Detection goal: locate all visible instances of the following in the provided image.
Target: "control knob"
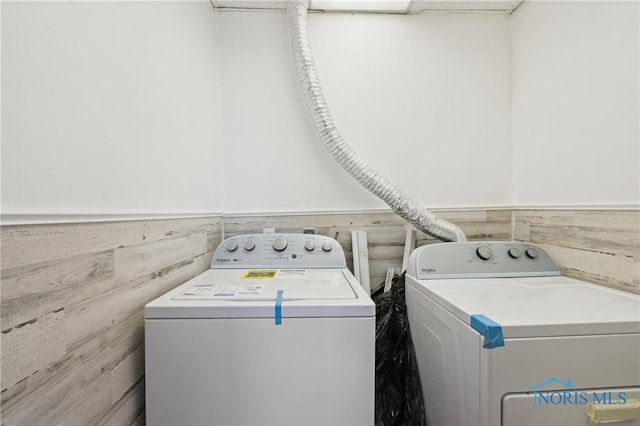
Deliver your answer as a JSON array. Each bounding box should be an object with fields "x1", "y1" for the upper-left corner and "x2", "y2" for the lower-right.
[
  {"x1": 244, "y1": 240, "x2": 255, "y2": 251},
  {"x1": 226, "y1": 240, "x2": 238, "y2": 252},
  {"x1": 508, "y1": 247, "x2": 521, "y2": 259},
  {"x1": 273, "y1": 237, "x2": 288, "y2": 252},
  {"x1": 476, "y1": 246, "x2": 493, "y2": 260},
  {"x1": 321, "y1": 241, "x2": 333, "y2": 252},
  {"x1": 304, "y1": 240, "x2": 316, "y2": 251},
  {"x1": 525, "y1": 247, "x2": 539, "y2": 259}
]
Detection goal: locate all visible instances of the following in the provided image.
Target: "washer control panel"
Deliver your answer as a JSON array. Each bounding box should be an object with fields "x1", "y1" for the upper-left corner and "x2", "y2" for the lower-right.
[
  {"x1": 408, "y1": 241, "x2": 560, "y2": 280},
  {"x1": 211, "y1": 234, "x2": 346, "y2": 269}
]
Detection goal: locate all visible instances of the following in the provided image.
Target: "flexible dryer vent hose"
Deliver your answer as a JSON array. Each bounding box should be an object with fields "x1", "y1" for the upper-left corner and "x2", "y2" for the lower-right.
[{"x1": 286, "y1": 0, "x2": 467, "y2": 242}]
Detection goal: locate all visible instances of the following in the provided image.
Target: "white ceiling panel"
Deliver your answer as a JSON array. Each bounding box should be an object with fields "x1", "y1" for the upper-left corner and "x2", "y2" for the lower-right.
[
  {"x1": 210, "y1": 0, "x2": 524, "y2": 13},
  {"x1": 409, "y1": 0, "x2": 522, "y2": 13}
]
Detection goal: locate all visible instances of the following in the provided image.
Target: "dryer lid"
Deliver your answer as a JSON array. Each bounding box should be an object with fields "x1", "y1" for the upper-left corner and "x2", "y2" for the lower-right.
[{"x1": 408, "y1": 275, "x2": 640, "y2": 338}]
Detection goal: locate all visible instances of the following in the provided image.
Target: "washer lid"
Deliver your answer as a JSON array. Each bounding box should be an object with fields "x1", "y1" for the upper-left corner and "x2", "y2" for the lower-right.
[
  {"x1": 173, "y1": 269, "x2": 356, "y2": 301},
  {"x1": 408, "y1": 275, "x2": 640, "y2": 338},
  {"x1": 145, "y1": 268, "x2": 374, "y2": 319}
]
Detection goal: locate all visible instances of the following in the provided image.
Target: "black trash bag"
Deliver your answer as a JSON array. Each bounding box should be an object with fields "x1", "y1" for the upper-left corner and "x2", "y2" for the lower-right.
[{"x1": 373, "y1": 272, "x2": 427, "y2": 426}]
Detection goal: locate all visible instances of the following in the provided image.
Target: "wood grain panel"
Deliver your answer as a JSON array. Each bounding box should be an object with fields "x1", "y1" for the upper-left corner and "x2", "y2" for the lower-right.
[
  {"x1": 0, "y1": 217, "x2": 222, "y2": 426},
  {"x1": 515, "y1": 210, "x2": 637, "y2": 230},
  {"x1": 66, "y1": 253, "x2": 211, "y2": 353},
  {"x1": 96, "y1": 378, "x2": 145, "y2": 426},
  {"x1": 111, "y1": 347, "x2": 145, "y2": 405},
  {"x1": 514, "y1": 210, "x2": 639, "y2": 294},
  {"x1": 1, "y1": 311, "x2": 143, "y2": 425},
  {"x1": 1, "y1": 310, "x2": 66, "y2": 390},
  {"x1": 530, "y1": 225, "x2": 637, "y2": 256},
  {"x1": 114, "y1": 233, "x2": 208, "y2": 285},
  {"x1": 1, "y1": 217, "x2": 220, "y2": 270},
  {"x1": 1, "y1": 250, "x2": 115, "y2": 331}
]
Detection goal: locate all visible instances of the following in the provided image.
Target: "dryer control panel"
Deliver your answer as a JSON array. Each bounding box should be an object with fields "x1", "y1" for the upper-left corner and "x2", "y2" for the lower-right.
[
  {"x1": 408, "y1": 241, "x2": 560, "y2": 280},
  {"x1": 211, "y1": 234, "x2": 347, "y2": 269}
]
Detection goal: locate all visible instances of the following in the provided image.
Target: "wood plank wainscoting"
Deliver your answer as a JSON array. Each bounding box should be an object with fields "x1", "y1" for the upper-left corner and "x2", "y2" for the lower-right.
[
  {"x1": 514, "y1": 210, "x2": 639, "y2": 295},
  {"x1": 1, "y1": 208, "x2": 637, "y2": 425},
  {"x1": 1, "y1": 217, "x2": 222, "y2": 425}
]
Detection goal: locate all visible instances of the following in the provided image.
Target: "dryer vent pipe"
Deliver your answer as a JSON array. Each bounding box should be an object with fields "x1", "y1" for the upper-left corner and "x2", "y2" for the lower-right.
[{"x1": 286, "y1": 0, "x2": 467, "y2": 242}]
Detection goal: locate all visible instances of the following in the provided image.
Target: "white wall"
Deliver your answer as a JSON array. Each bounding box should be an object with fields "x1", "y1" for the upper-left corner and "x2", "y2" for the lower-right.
[
  {"x1": 219, "y1": 10, "x2": 512, "y2": 214},
  {"x1": 1, "y1": 1, "x2": 222, "y2": 216},
  {"x1": 7, "y1": 1, "x2": 632, "y2": 219},
  {"x1": 511, "y1": 1, "x2": 639, "y2": 207}
]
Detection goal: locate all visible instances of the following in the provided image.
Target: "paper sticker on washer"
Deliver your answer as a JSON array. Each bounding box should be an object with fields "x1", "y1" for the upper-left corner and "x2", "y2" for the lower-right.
[
  {"x1": 236, "y1": 285, "x2": 264, "y2": 295},
  {"x1": 242, "y1": 270, "x2": 278, "y2": 279},
  {"x1": 184, "y1": 285, "x2": 217, "y2": 296},
  {"x1": 278, "y1": 269, "x2": 307, "y2": 277},
  {"x1": 184, "y1": 284, "x2": 264, "y2": 296}
]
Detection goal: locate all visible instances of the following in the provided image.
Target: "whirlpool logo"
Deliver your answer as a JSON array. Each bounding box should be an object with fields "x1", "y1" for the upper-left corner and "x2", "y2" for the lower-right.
[{"x1": 531, "y1": 378, "x2": 627, "y2": 407}]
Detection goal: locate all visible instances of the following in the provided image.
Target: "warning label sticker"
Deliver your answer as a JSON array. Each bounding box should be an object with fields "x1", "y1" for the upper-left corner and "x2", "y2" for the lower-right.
[{"x1": 242, "y1": 270, "x2": 278, "y2": 279}]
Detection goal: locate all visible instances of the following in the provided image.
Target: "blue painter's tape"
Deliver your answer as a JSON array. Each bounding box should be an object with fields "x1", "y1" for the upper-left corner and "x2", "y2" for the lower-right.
[
  {"x1": 275, "y1": 290, "x2": 283, "y2": 325},
  {"x1": 470, "y1": 314, "x2": 504, "y2": 349}
]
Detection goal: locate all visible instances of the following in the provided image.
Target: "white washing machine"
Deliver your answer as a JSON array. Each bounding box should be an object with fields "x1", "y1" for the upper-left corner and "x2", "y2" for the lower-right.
[
  {"x1": 405, "y1": 241, "x2": 640, "y2": 426},
  {"x1": 145, "y1": 233, "x2": 374, "y2": 426}
]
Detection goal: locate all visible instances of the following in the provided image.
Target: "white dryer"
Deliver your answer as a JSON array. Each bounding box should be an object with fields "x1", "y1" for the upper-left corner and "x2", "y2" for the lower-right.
[
  {"x1": 405, "y1": 241, "x2": 640, "y2": 426},
  {"x1": 145, "y1": 233, "x2": 374, "y2": 426}
]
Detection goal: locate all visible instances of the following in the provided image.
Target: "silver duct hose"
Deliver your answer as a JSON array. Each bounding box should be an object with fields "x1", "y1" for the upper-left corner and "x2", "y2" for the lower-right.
[{"x1": 286, "y1": 0, "x2": 467, "y2": 242}]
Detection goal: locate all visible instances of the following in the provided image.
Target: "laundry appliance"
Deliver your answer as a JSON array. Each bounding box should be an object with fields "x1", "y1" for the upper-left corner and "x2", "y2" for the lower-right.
[
  {"x1": 145, "y1": 233, "x2": 375, "y2": 426},
  {"x1": 405, "y1": 241, "x2": 640, "y2": 426}
]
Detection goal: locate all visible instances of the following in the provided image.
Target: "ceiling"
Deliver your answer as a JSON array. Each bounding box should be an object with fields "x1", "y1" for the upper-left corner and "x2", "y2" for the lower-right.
[{"x1": 210, "y1": 0, "x2": 524, "y2": 13}]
